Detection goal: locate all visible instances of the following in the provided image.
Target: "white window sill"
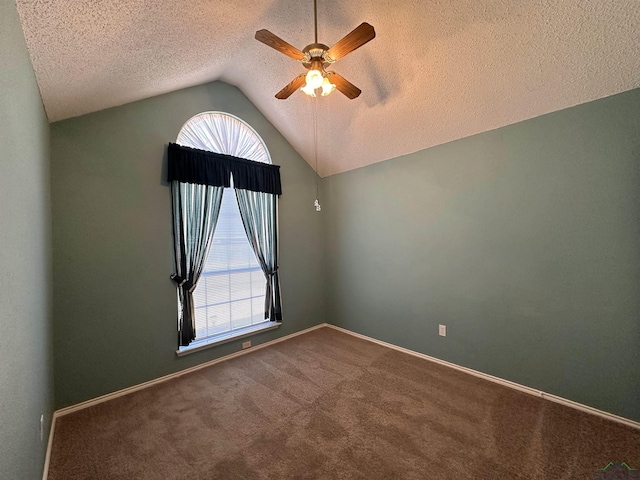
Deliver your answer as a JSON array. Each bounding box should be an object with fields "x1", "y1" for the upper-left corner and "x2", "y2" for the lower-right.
[{"x1": 176, "y1": 321, "x2": 282, "y2": 357}]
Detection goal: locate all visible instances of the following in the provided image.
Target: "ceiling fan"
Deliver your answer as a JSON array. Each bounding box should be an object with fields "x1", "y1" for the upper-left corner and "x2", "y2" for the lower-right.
[{"x1": 255, "y1": 0, "x2": 375, "y2": 100}]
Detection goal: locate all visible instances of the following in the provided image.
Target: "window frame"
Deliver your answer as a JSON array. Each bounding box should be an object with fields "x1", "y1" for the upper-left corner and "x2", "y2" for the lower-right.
[{"x1": 173, "y1": 112, "x2": 281, "y2": 356}]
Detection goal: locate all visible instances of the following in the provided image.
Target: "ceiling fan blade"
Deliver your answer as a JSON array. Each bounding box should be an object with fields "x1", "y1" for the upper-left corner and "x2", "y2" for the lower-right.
[
  {"x1": 255, "y1": 29, "x2": 306, "y2": 61},
  {"x1": 275, "y1": 74, "x2": 307, "y2": 99},
  {"x1": 324, "y1": 23, "x2": 375, "y2": 63},
  {"x1": 326, "y1": 72, "x2": 361, "y2": 99}
]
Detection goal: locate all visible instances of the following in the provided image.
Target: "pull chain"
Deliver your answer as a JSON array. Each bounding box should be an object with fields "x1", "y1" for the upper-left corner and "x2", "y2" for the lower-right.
[{"x1": 313, "y1": 94, "x2": 321, "y2": 211}]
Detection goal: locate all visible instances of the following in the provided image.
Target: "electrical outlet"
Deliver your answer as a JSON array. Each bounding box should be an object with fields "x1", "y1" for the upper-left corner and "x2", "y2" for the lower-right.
[
  {"x1": 438, "y1": 324, "x2": 447, "y2": 337},
  {"x1": 39, "y1": 414, "x2": 44, "y2": 442},
  {"x1": 242, "y1": 340, "x2": 252, "y2": 349}
]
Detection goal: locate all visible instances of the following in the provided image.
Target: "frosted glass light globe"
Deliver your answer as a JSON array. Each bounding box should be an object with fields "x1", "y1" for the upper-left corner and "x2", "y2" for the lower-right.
[
  {"x1": 301, "y1": 83, "x2": 317, "y2": 97},
  {"x1": 305, "y1": 69, "x2": 324, "y2": 90},
  {"x1": 321, "y1": 77, "x2": 336, "y2": 96}
]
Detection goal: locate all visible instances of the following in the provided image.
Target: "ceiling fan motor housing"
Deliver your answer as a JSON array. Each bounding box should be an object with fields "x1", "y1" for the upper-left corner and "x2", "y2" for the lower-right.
[{"x1": 302, "y1": 43, "x2": 331, "y2": 67}]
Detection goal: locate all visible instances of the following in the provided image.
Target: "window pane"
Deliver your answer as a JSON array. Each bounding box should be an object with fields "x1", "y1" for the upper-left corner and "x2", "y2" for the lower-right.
[
  {"x1": 252, "y1": 296, "x2": 264, "y2": 324},
  {"x1": 204, "y1": 274, "x2": 230, "y2": 305},
  {"x1": 231, "y1": 300, "x2": 252, "y2": 330},
  {"x1": 229, "y1": 271, "x2": 251, "y2": 301},
  {"x1": 251, "y1": 270, "x2": 265, "y2": 293},
  {"x1": 207, "y1": 303, "x2": 231, "y2": 336},
  {"x1": 193, "y1": 189, "x2": 266, "y2": 340}
]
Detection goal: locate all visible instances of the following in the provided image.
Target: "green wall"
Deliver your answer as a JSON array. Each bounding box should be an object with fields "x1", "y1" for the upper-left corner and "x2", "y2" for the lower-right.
[
  {"x1": 48, "y1": 62, "x2": 639, "y2": 421},
  {"x1": 323, "y1": 88, "x2": 640, "y2": 422},
  {"x1": 0, "y1": 0, "x2": 54, "y2": 478},
  {"x1": 51, "y1": 82, "x2": 325, "y2": 408}
]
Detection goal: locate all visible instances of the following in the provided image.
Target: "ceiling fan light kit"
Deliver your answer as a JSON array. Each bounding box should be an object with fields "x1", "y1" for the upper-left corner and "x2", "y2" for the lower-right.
[
  {"x1": 255, "y1": 0, "x2": 375, "y2": 100},
  {"x1": 305, "y1": 59, "x2": 325, "y2": 90}
]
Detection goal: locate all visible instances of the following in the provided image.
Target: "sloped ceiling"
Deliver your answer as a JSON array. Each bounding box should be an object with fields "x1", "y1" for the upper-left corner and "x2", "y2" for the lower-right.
[{"x1": 15, "y1": 0, "x2": 640, "y2": 176}]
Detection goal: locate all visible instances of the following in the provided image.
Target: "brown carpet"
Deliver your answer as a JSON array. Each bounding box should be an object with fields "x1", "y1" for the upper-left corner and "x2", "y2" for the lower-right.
[{"x1": 48, "y1": 327, "x2": 639, "y2": 479}]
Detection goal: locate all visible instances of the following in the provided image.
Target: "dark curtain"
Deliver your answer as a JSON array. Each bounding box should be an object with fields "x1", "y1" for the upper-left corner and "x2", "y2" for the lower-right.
[
  {"x1": 235, "y1": 189, "x2": 282, "y2": 321},
  {"x1": 168, "y1": 142, "x2": 283, "y2": 346},
  {"x1": 170, "y1": 182, "x2": 223, "y2": 346},
  {"x1": 168, "y1": 143, "x2": 281, "y2": 194}
]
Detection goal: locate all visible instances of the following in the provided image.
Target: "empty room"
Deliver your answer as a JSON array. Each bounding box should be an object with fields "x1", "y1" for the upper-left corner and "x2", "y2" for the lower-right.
[{"x1": 1, "y1": 0, "x2": 639, "y2": 478}]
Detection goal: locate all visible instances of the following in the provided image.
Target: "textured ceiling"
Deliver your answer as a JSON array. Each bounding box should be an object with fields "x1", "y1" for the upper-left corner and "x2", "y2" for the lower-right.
[{"x1": 16, "y1": 0, "x2": 640, "y2": 176}]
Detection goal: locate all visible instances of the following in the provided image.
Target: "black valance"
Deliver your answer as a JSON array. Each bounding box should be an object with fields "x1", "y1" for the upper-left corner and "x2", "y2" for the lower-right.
[{"x1": 167, "y1": 142, "x2": 282, "y2": 195}]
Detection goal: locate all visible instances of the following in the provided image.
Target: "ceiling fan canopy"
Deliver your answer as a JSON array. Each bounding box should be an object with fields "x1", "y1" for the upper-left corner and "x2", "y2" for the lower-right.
[{"x1": 255, "y1": 1, "x2": 375, "y2": 100}]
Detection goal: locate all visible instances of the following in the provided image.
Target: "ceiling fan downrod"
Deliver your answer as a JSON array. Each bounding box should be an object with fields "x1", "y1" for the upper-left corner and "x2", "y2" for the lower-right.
[{"x1": 314, "y1": 0, "x2": 318, "y2": 44}]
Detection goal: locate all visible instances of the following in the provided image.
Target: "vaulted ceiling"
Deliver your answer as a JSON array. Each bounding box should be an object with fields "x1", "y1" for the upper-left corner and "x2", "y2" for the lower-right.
[{"x1": 15, "y1": 0, "x2": 640, "y2": 176}]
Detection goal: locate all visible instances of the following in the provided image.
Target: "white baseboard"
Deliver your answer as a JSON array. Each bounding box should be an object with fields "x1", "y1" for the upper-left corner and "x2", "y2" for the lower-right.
[
  {"x1": 43, "y1": 323, "x2": 329, "y2": 479},
  {"x1": 54, "y1": 323, "x2": 328, "y2": 418},
  {"x1": 326, "y1": 324, "x2": 640, "y2": 430},
  {"x1": 42, "y1": 414, "x2": 56, "y2": 480},
  {"x1": 44, "y1": 321, "x2": 639, "y2": 479}
]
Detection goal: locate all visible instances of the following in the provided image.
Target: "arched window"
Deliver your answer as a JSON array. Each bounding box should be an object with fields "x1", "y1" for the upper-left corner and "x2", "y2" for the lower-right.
[
  {"x1": 176, "y1": 112, "x2": 272, "y2": 164},
  {"x1": 169, "y1": 112, "x2": 282, "y2": 353}
]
